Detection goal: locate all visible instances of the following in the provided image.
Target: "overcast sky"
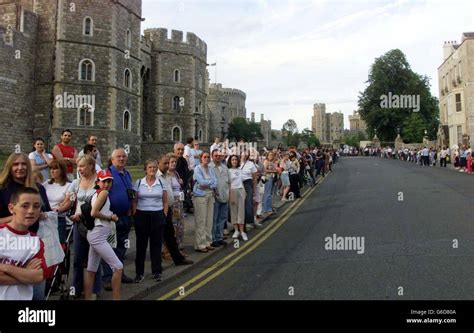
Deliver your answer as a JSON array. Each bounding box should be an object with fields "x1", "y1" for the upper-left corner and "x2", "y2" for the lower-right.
[{"x1": 142, "y1": 0, "x2": 474, "y2": 131}]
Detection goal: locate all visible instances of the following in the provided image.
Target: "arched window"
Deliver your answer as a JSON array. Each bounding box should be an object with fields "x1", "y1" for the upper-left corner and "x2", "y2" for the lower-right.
[
  {"x1": 78, "y1": 59, "x2": 95, "y2": 81},
  {"x1": 172, "y1": 126, "x2": 181, "y2": 142},
  {"x1": 173, "y1": 96, "x2": 180, "y2": 111},
  {"x1": 123, "y1": 110, "x2": 131, "y2": 131},
  {"x1": 174, "y1": 69, "x2": 180, "y2": 83},
  {"x1": 124, "y1": 68, "x2": 132, "y2": 89},
  {"x1": 83, "y1": 17, "x2": 93, "y2": 36},
  {"x1": 126, "y1": 29, "x2": 131, "y2": 49},
  {"x1": 78, "y1": 104, "x2": 94, "y2": 126}
]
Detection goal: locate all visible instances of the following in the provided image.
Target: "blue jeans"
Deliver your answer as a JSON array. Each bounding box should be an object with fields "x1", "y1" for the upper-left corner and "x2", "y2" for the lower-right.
[
  {"x1": 102, "y1": 215, "x2": 131, "y2": 282},
  {"x1": 212, "y1": 201, "x2": 228, "y2": 242},
  {"x1": 73, "y1": 223, "x2": 102, "y2": 295},
  {"x1": 262, "y1": 176, "x2": 274, "y2": 214},
  {"x1": 32, "y1": 281, "x2": 46, "y2": 300}
]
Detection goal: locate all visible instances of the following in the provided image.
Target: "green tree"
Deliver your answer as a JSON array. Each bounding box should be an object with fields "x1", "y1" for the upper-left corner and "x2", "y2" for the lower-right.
[
  {"x1": 282, "y1": 119, "x2": 298, "y2": 146},
  {"x1": 228, "y1": 117, "x2": 263, "y2": 142},
  {"x1": 402, "y1": 113, "x2": 425, "y2": 143},
  {"x1": 358, "y1": 49, "x2": 439, "y2": 142},
  {"x1": 342, "y1": 131, "x2": 367, "y2": 147},
  {"x1": 300, "y1": 128, "x2": 320, "y2": 147}
]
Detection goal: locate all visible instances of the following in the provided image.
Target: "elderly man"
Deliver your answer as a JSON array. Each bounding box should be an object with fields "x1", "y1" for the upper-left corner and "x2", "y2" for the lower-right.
[
  {"x1": 174, "y1": 142, "x2": 192, "y2": 214},
  {"x1": 209, "y1": 149, "x2": 229, "y2": 247},
  {"x1": 157, "y1": 154, "x2": 193, "y2": 266},
  {"x1": 101, "y1": 148, "x2": 134, "y2": 290}
]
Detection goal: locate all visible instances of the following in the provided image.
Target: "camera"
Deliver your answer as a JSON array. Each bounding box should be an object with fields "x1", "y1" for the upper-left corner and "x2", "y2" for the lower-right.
[
  {"x1": 261, "y1": 176, "x2": 267, "y2": 184},
  {"x1": 127, "y1": 189, "x2": 137, "y2": 200}
]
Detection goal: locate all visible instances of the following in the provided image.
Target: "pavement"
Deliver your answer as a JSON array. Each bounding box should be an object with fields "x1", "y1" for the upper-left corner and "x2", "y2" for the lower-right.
[
  {"x1": 137, "y1": 156, "x2": 474, "y2": 300},
  {"x1": 49, "y1": 178, "x2": 314, "y2": 300}
]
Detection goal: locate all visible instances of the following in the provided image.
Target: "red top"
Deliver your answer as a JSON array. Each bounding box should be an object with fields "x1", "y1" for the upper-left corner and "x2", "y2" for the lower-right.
[{"x1": 56, "y1": 143, "x2": 75, "y2": 174}]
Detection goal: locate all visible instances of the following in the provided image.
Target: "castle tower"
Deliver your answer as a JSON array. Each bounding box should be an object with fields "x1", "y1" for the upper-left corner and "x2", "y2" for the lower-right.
[
  {"x1": 0, "y1": 0, "x2": 38, "y2": 153},
  {"x1": 143, "y1": 28, "x2": 208, "y2": 148}
]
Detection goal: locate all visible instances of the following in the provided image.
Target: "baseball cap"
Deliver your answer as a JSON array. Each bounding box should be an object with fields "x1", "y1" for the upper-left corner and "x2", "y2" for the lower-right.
[{"x1": 97, "y1": 169, "x2": 113, "y2": 181}]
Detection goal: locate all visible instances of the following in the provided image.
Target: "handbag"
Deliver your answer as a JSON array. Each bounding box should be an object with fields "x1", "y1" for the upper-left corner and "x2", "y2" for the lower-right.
[{"x1": 37, "y1": 211, "x2": 65, "y2": 267}]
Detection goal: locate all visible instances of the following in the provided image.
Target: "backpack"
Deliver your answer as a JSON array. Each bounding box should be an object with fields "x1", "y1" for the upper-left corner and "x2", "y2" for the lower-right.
[{"x1": 80, "y1": 192, "x2": 106, "y2": 231}]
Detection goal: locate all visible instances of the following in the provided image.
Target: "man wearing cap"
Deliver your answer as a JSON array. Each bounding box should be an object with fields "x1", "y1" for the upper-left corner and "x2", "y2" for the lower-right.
[{"x1": 101, "y1": 148, "x2": 134, "y2": 289}]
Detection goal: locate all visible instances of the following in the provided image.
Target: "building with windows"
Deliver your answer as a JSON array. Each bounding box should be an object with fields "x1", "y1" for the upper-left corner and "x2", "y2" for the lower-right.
[
  {"x1": 348, "y1": 110, "x2": 367, "y2": 135},
  {"x1": 0, "y1": 0, "x2": 227, "y2": 162},
  {"x1": 437, "y1": 32, "x2": 474, "y2": 149},
  {"x1": 208, "y1": 83, "x2": 246, "y2": 141},
  {"x1": 311, "y1": 103, "x2": 343, "y2": 146}
]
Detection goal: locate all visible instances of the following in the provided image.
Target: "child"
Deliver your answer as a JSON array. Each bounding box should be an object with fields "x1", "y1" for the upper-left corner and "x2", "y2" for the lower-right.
[
  {"x1": 84, "y1": 169, "x2": 122, "y2": 300},
  {"x1": 0, "y1": 187, "x2": 47, "y2": 300}
]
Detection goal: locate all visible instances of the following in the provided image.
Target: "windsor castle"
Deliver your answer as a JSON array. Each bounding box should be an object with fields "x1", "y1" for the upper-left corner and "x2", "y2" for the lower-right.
[{"x1": 0, "y1": 0, "x2": 273, "y2": 163}]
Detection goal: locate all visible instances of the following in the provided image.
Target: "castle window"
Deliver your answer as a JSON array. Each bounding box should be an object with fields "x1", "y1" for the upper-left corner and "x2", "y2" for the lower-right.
[
  {"x1": 172, "y1": 126, "x2": 182, "y2": 142},
  {"x1": 83, "y1": 17, "x2": 93, "y2": 36},
  {"x1": 198, "y1": 129, "x2": 203, "y2": 142},
  {"x1": 124, "y1": 68, "x2": 132, "y2": 89},
  {"x1": 198, "y1": 100, "x2": 203, "y2": 113},
  {"x1": 79, "y1": 59, "x2": 95, "y2": 81},
  {"x1": 173, "y1": 96, "x2": 180, "y2": 111},
  {"x1": 198, "y1": 74, "x2": 203, "y2": 89},
  {"x1": 78, "y1": 104, "x2": 94, "y2": 126},
  {"x1": 174, "y1": 69, "x2": 180, "y2": 83},
  {"x1": 123, "y1": 110, "x2": 131, "y2": 131},
  {"x1": 126, "y1": 29, "x2": 131, "y2": 49}
]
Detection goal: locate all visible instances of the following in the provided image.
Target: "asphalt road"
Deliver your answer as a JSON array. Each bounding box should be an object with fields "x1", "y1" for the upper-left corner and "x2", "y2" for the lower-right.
[{"x1": 148, "y1": 157, "x2": 474, "y2": 300}]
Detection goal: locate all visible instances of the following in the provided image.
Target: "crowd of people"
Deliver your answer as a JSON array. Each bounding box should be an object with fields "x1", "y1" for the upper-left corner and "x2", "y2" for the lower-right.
[
  {"x1": 0, "y1": 130, "x2": 340, "y2": 300},
  {"x1": 359, "y1": 144, "x2": 474, "y2": 172}
]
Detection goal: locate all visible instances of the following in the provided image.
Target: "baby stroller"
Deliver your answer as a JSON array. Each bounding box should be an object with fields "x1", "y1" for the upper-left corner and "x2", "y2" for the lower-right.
[{"x1": 45, "y1": 217, "x2": 74, "y2": 300}]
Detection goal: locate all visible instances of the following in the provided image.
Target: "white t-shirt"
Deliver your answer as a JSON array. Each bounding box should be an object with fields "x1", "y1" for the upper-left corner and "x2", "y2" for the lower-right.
[
  {"x1": 229, "y1": 168, "x2": 244, "y2": 189},
  {"x1": 28, "y1": 151, "x2": 53, "y2": 181},
  {"x1": 240, "y1": 160, "x2": 257, "y2": 181},
  {"x1": 0, "y1": 224, "x2": 46, "y2": 300},
  {"x1": 42, "y1": 181, "x2": 71, "y2": 217},
  {"x1": 91, "y1": 192, "x2": 113, "y2": 227}
]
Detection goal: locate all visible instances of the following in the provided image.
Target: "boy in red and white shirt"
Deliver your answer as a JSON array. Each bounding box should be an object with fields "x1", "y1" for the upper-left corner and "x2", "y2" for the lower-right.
[{"x1": 0, "y1": 187, "x2": 47, "y2": 300}]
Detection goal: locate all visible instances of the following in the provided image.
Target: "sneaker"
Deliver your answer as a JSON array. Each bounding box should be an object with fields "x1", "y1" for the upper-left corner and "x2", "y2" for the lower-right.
[
  {"x1": 211, "y1": 241, "x2": 221, "y2": 247},
  {"x1": 153, "y1": 273, "x2": 163, "y2": 282},
  {"x1": 254, "y1": 221, "x2": 263, "y2": 228},
  {"x1": 246, "y1": 224, "x2": 254, "y2": 230},
  {"x1": 232, "y1": 231, "x2": 240, "y2": 239},
  {"x1": 134, "y1": 275, "x2": 145, "y2": 283},
  {"x1": 241, "y1": 232, "x2": 248, "y2": 241},
  {"x1": 223, "y1": 229, "x2": 230, "y2": 235},
  {"x1": 218, "y1": 240, "x2": 226, "y2": 246},
  {"x1": 90, "y1": 293, "x2": 97, "y2": 301}
]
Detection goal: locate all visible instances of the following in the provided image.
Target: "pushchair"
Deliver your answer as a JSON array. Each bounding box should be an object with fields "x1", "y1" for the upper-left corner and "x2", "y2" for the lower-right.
[{"x1": 45, "y1": 217, "x2": 74, "y2": 300}]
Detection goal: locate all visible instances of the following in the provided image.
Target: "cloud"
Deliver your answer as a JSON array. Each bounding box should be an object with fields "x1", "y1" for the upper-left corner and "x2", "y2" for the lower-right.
[{"x1": 143, "y1": 0, "x2": 473, "y2": 131}]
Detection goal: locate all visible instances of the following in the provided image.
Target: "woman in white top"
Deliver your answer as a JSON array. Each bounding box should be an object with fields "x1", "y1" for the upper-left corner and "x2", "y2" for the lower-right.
[
  {"x1": 42, "y1": 159, "x2": 71, "y2": 243},
  {"x1": 29, "y1": 138, "x2": 53, "y2": 181},
  {"x1": 279, "y1": 153, "x2": 291, "y2": 201},
  {"x1": 227, "y1": 155, "x2": 247, "y2": 241},
  {"x1": 131, "y1": 159, "x2": 168, "y2": 283},
  {"x1": 68, "y1": 155, "x2": 102, "y2": 299},
  {"x1": 84, "y1": 169, "x2": 122, "y2": 300}
]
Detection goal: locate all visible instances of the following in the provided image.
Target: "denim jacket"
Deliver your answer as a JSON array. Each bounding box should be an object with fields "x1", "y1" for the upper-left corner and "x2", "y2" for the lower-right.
[{"x1": 193, "y1": 164, "x2": 218, "y2": 197}]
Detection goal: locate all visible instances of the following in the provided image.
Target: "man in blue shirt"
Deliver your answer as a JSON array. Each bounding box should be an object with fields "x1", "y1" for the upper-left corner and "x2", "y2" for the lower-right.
[{"x1": 101, "y1": 148, "x2": 134, "y2": 289}]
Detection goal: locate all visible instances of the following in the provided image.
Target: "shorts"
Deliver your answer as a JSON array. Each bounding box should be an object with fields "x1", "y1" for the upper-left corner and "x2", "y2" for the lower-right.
[{"x1": 281, "y1": 171, "x2": 290, "y2": 186}]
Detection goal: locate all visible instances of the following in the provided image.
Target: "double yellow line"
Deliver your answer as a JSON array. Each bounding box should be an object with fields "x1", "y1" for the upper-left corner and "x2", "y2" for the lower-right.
[{"x1": 158, "y1": 175, "x2": 329, "y2": 300}]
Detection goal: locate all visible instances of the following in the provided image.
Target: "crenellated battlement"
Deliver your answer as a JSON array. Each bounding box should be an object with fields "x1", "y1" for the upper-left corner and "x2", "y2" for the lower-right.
[{"x1": 144, "y1": 27, "x2": 207, "y2": 61}]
